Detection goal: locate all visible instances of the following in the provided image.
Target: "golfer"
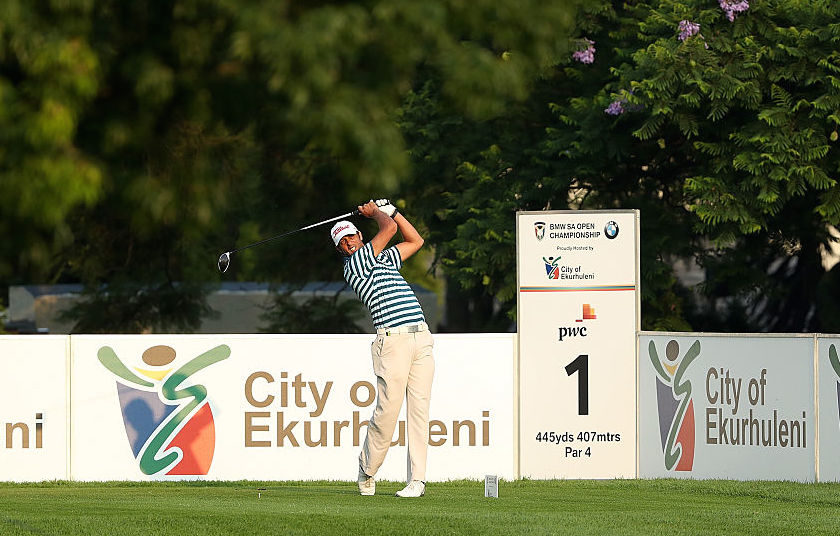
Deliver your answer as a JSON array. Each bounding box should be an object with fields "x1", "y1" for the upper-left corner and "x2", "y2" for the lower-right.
[{"x1": 330, "y1": 199, "x2": 434, "y2": 498}]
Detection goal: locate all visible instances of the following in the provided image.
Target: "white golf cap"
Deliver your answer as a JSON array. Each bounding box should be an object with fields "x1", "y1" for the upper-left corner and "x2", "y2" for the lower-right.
[{"x1": 330, "y1": 220, "x2": 359, "y2": 246}]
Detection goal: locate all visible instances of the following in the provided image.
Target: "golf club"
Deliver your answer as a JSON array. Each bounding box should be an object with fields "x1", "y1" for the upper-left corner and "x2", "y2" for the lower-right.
[{"x1": 218, "y1": 209, "x2": 359, "y2": 273}]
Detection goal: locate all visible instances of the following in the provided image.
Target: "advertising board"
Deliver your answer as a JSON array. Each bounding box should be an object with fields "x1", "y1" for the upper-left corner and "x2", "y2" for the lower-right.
[
  {"x1": 639, "y1": 333, "x2": 815, "y2": 481},
  {"x1": 0, "y1": 336, "x2": 69, "y2": 481},
  {"x1": 69, "y1": 334, "x2": 515, "y2": 481},
  {"x1": 517, "y1": 211, "x2": 639, "y2": 478}
]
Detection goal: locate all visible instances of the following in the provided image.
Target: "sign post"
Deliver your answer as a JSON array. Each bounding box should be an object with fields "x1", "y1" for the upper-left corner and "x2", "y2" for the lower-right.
[
  {"x1": 516, "y1": 210, "x2": 639, "y2": 478},
  {"x1": 640, "y1": 333, "x2": 815, "y2": 481}
]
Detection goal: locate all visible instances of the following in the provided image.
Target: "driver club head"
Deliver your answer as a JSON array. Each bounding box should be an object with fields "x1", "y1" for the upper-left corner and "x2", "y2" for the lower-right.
[{"x1": 218, "y1": 252, "x2": 231, "y2": 273}]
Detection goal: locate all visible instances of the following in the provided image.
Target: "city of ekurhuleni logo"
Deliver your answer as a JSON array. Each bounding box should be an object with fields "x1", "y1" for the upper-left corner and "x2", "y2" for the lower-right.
[
  {"x1": 830, "y1": 344, "x2": 840, "y2": 424},
  {"x1": 649, "y1": 339, "x2": 699, "y2": 471},
  {"x1": 98, "y1": 344, "x2": 231, "y2": 476},
  {"x1": 543, "y1": 256, "x2": 561, "y2": 279}
]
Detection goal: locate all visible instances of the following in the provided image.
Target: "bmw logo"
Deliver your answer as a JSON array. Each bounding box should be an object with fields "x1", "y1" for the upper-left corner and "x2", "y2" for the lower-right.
[{"x1": 604, "y1": 221, "x2": 619, "y2": 239}]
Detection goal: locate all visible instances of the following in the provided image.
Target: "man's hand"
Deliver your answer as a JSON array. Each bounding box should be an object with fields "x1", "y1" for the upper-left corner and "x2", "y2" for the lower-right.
[
  {"x1": 358, "y1": 200, "x2": 398, "y2": 256},
  {"x1": 358, "y1": 200, "x2": 380, "y2": 218},
  {"x1": 373, "y1": 198, "x2": 398, "y2": 218}
]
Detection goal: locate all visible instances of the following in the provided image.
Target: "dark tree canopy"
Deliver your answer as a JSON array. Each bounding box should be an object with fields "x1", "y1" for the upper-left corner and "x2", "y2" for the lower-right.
[{"x1": 3, "y1": 0, "x2": 839, "y2": 334}]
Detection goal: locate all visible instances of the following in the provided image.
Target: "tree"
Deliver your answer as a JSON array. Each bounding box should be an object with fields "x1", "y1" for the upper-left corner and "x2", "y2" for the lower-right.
[
  {"x1": 1, "y1": 1, "x2": 582, "y2": 332},
  {"x1": 613, "y1": 0, "x2": 840, "y2": 331},
  {"x1": 259, "y1": 285, "x2": 365, "y2": 334},
  {"x1": 0, "y1": 0, "x2": 103, "y2": 283},
  {"x1": 401, "y1": 0, "x2": 840, "y2": 332},
  {"x1": 400, "y1": 2, "x2": 698, "y2": 331}
]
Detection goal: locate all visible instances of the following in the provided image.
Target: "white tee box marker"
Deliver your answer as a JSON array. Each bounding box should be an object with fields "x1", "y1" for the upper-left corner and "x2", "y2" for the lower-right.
[{"x1": 485, "y1": 474, "x2": 498, "y2": 498}]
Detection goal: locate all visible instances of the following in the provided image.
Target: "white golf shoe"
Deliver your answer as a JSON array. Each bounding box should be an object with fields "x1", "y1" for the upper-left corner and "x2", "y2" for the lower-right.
[
  {"x1": 358, "y1": 467, "x2": 375, "y2": 496},
  {"x1": 395, "y1": 480, "x2": 425, "y2": 498}
]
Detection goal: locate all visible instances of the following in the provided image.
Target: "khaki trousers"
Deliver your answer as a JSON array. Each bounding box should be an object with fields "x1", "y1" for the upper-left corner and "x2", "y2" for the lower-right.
[{"x1": 359, "y1": 329, "x2": 434, "y2": 482}]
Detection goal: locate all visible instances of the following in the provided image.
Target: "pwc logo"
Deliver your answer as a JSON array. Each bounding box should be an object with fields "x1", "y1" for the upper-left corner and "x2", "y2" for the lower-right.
[
  {"x1": 98, "y1": 344, "x2": 230, "y2": 476},
  {"x1": 558, "y1": 304, "x2": 597, "y2": 341},
  {"x1": 649, "y1": 339, "x2": 699, "y2": 471}
]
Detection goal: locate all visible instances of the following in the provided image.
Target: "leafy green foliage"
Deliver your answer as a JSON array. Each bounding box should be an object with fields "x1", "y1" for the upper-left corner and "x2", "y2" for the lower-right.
[
  {"x1": 1, "y1": 1, "x2": 581, "y2": 332},
  {"x1": 400, "y1": 3, "x2": 699, "y2": 331},
  {"x1": 58, "y1": 282, "x2": 216, "y2": 334},
  {"x1": 621, "y1": 0, "x2": 840, "y2": 242},
  {"x1": 612, "y1": 0, "x2": 840, "y2": 331},
  {"x1": 259, "y1": 286, "x2": 365, "y2": 334},
  {"x1": 401, "y1": 0, "x2": 840, "y2": 332},
  {"x1": 0, "y1": 1, "x2": 103, "y2": 281},
  {"x1": 6, "y1": 0, "x2": 838, "y2": 333}
]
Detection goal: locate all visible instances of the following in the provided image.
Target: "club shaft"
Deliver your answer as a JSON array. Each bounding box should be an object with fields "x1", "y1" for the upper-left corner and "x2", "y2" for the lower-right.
[{"x1": 228, "y1": 210, "x2": 357, "y2": 255}]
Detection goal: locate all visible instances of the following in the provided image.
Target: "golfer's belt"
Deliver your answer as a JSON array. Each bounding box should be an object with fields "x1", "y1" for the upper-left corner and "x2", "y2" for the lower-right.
[{"x1": 377, "y1": 322, "x2": 429, "y2": 336}]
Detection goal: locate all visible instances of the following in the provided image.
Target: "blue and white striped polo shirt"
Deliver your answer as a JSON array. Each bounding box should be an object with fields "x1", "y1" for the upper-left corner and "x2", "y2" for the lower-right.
[{"x1": 343, "y1": 243, "x2": 426, "y2": 329}]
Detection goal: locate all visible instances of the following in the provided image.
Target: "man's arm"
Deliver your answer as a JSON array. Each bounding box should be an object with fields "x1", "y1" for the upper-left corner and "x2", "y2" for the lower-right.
[
  {"x1": 359, "y1": 200, "x2": 397, "y2": 256},
  {"x1": 393, "y1": 212, "x2": 424, "y2": 261}
]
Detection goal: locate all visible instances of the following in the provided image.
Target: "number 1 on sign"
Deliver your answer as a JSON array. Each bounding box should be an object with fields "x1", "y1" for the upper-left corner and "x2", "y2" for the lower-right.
[{"x1": 565, "y1": 354, "x2": 588, "y2": 415}]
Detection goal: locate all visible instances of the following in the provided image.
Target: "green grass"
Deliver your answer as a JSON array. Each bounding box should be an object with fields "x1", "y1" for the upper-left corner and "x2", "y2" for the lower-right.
[{"x1": 0, "y1": 479, "x2": 838, "y2": 535}]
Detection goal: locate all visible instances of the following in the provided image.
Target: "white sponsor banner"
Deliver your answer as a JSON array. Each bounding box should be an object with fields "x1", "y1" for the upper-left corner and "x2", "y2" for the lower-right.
[
  {"x1": 639, "y1": 333, "x2": 815, "y2": 482},
  {"x1": 70, "y1": 334, "x2": 514, "y2": 481},
  {"x1": 517, "y1": 210, "x2": 639, "y2": 478},
  {"x1": 818, "y1": 336, "x2": 840, "y2": 482},
  {"x1": 0, "y1": 336, "x2": 69, "y2": 481}
]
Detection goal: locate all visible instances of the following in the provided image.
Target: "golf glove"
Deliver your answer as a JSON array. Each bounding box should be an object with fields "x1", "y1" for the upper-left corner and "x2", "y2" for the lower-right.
[{"x1": 373, "y1": 198, "x2": 398, "y2": 218}]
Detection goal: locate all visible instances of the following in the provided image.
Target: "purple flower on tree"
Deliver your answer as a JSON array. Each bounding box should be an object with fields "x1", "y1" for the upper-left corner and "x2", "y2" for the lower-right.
[
  {"x1": 678, "y1": 20, "x2": 701, "y2": 41},
  {"x1": 605, "y1": 89, "x2": 643, "y2": 116},
  {"x1": 720, "y1": 0, "x2": 749, "y2": 21},
  {"x1": 572, "y1": 38, "x2": 596, "y2": 64},
  {"x1": 605, "y1": 100, "x2": 625, "y2": 116},
  {"x1": 677, "y1": 20, "x2": 709, "y2": 48}
]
